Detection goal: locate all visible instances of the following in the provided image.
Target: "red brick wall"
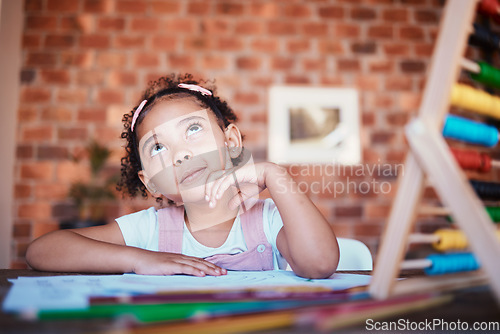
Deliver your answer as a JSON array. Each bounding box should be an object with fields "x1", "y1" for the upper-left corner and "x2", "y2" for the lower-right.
[{"x1": 12, "y1": 0, "x2": 445, "y2": 268}]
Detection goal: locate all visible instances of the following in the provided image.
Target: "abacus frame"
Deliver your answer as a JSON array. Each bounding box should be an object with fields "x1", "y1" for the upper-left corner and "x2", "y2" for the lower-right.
[{"x1": 369, "y1": 0, "x2": 500, "y2": 304}]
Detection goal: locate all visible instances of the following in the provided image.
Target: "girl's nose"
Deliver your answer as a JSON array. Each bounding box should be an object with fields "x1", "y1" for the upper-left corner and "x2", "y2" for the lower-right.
[{"x1": 173, "y1": 151, "x2": 192, "y2": 166}]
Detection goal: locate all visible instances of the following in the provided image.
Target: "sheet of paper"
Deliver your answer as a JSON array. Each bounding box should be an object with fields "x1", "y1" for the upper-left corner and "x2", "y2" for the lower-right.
[{"x1": 2, "y1": 271, "x2": 371, "y2": 312}]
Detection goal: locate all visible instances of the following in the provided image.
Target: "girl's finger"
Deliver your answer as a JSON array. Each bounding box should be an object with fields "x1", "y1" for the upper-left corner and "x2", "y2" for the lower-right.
[
  {"x1": 204, "y1": 169, "x2": 228, "y2": 203},
  {"x1": 176, "y1": 258, "x2": 225, "y2": 276}
]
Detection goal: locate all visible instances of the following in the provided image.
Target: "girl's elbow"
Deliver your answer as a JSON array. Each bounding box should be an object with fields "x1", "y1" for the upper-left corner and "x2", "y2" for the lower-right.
[{"x1": 292, "y1": 255, "x2": 339, "y2": 279}]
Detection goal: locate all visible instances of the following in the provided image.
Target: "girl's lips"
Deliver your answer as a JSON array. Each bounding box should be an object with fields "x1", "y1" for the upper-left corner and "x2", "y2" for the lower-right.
[{"x1": 180, "y1": 167, "x2": 207, "y2": 185}]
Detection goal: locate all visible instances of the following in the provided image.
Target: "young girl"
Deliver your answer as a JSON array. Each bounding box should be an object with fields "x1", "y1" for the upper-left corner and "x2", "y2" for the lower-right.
[{"x1": 26, "y1": 74, "x2": 339, "y2": 279}]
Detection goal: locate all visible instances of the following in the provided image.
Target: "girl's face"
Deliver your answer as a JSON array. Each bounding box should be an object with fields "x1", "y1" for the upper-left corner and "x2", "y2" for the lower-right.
[{"x1": 136, "y1": 98, "x2": 237, "y2": 204}]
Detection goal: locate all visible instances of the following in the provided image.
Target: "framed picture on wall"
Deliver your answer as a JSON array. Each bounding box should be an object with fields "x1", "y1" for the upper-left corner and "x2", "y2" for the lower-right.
[{"x1": 268, "y1": 86, "x2": 360, "y2": 165}]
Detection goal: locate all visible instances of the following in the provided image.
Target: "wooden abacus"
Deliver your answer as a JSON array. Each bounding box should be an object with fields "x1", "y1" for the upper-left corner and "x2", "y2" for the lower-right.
[{"x1": 369, "y1": 0, "x2": 500, "y2": 304}]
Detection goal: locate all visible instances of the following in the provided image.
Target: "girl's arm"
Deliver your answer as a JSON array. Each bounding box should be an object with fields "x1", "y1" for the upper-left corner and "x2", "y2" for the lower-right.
[
  {"x1": 265, "y1": 164, "x2": 339, "y2": 279},
  {"x1": 206, "y1": 162, "x2": 339, "y2": 278},
  {"x1": 26, "y1": 222, "x2": 225, "y2": 276}
]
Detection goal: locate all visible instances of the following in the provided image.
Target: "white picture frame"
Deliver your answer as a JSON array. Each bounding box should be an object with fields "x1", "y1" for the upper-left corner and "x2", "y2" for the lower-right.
[{"x1": 268, "y1": 86, "x2": 361, "y2": 165}]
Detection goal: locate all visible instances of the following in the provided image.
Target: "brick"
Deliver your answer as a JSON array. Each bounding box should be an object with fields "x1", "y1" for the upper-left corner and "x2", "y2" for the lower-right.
[
  {"x1": 13, "y1": 223, "x2": 31, "y2": 238},
  {"x1": 10, "y1": 261, "x2": 29, "y2": 270},
  {"x1": 368, "y1": 60, "x2": 394, "y2": 73},
  {"x1": 97, "y1": 17, "x2": 125, "y2": 31},
  {"x1": 41, "y1": 106, "x2": 73, "y2": 122},
  {"x1": 351, "y1": 8, "x2": 376, "y2": 20},
  {"x1": 18, "y1": 106, "x2": 38, "y2": 122},
  {"x1": 234, "y1": 92, "x2": 260, "y2": 105},
  {"x1": 318, "y1": 6, "x2": 344, "y2": 19},
  {"x1": 40, "y1": 69, "x2": 71, "y2": 85},
  {"x1": 365, "y1": 202, "x2": 391, "y2": 219},
  {"x1": 216, "y1": 2, "x2": 244, "y2": 15},
  {"x1": 399, "y1": 26, "x2": 424, "y2": 40},
  {"x1": 134, "y1": 53, "x2": 160, "y2": 67},
  {"x1": 351, "y1": 42, "x2": 376, "y2": 54},
  {"x1": 151, "y1": 1, "x2": 181, "y2": 14},
  {"x1": 415, "y1": 43, "x2": 434, "y2": 57},
  {"x1": 25, "y1": 0, "x2": 43, "y2": 12},
  {"x1": 337, "y1": 59, "x2": 360, "y2": 72},
  {"x1": 79, "y1": 34, "x2": 110, "y2": 48},
  {"x1": 16, "y1": 144, "x2": 34, "y2": 159},
  {"x1": 95, "y1": 126, "x2": 122, "y2": 142},
  {"x1": 362, "y1": 112, "x2": 375, "y2": 126},
  {"x1": 382, "y1": 8, "x2": 408, "y2": 22},
  {"x1": 386, "y1": 150, "x2": 406, "y2": 163},
  {"x1": 61, "y1": 52, "x2": 93, "y2": 67},
  {"x1": 96, "y1": 89, "x2": 124, "y2": 105},
  {"x1": 163, "y1": 19, "x2": 196, "y2": 34},
  {"x1": 33, "y1": 222, "x2": 60, "y2": 239},
  {"x1": 15, "y1": 183, "x2": 32, "y2": 199},
  {"x1": 368, "y1": 25, "x2": 394, "y2": 39},
  {"x1": 201, "y1": 19, "x2": 230, "y2": 34},
  {"x1": 235, "y1": 21, "x2": 265, "y2": 35},
  {"x1": 302, "y1": 22, "x2": 328, "y2": 37},
  {"x1": 386, "y1": 116, "x2": 411, "y2": 134},
  {"x1": 58, "y1": 127, "x2": 88, "y2": 141},
  {"x1": 116, "y1": 0, "x2": 146, "y2": 13},
  {"x1": 302, "y1": 58, "x2": 326, "y2": 71},
  {"x1": 60, "y1": 15, "x2": 94, "y2": 33},
  {"x1": 37, "y1": 145, "x2": 69, "y2": 160},
  {"x1": 283, "y1": 4, "x2": 312, "y2": 18},
  {"x1": 131, "y1": 18, "x2": 160, "y2": 32},
  {"x1": 353, "y1": 223, "x2": 383, "y2": 237},
  {"x1": 168, "y1": 54, "x2": 196, "y2": 69},
  {"x1": 184, "y1": 37, "x2": 211, "y2": 51},
  {"x1": 385, "y1": 77, "x2": 413, "y2": 91},
  {"x1": 271, "y1": 57, "x2": 295, "y2": 71},
  {"x1": 76, "y1": 70, "x2": 105, "y2": 86},
  {"x1": 108, "y1": 71, "x2": 137, "y2": 87},
  {"x1": 187, "y1": 1, "x2": 209, "y2": 15},
  {"x1": 216, "y1": 37, "x2": 243, "y2": 51},
  {"x1": 319, "y1": 40, "x2": 344, "y2": 54},
  {"x1": 23, "y1": 34, "x2": 41, "y2": 48},
  {"x1": 268, "y1": 21, "x2": 297, "y2": 35},
  {"x1": 25, "y1": 52, "x2": 57, "y2": 66},
  {"x1": 355, "y1": 76, "x2": 380, "y2": 91},
  {"x1": 21, "y1": 87, "x2": 51, "y2": 103},
  {"x1": 16, "y1": 242, "x2": 30, "y2": 258},
  {"x1": 20, "y1": 162, "x2": 53, "y2": 180},
  {"x1": 202, "y1": 55, "x2": 229, "y2": 70},
  {"x1": 335, "y1": 205, "x2": 363, "y2": 218},
  {"x1": 20, "y1": 69, "x2": 36, "y2": 84},
  {"x1": 400, "y1": 60, "x2": 426, "y2": 73},
  {"x1": 78, "y1": 107, "x2": 108, "y2": 122},
  {"x1": 44, "y1": 34, "x2": 75, "y2": 48},
  {"x1": 56, "y1": 161, "x2": 91, "y2": 183},
  {"x1": 25, "y1": 15, "x2": 57, "y2": 30},
  {"x1": 285, "y1": 75, "x2": 310, "y2": 84},
  {"x1": 415, "y1": 9, "x2": 439, "y2": 23},
  {"x1": 96, "y1": 52, "x2": 127, "y2": 68},
  {"x1": 56, "y1": 88, "x2": 88, "y2": 104},
  {"x1": 84, "y1": 0, "x2": 113, "y2": 13},
  {"x1": 151, "y1": 35, "x2": 177, "y2": 51},
  {"x1": 250, "y1": 3, "x2": 278, "y2": 17},
  {"x1": 383, "y1": 43, "x2": 410, "y2": 56},
  {"x1": 47, "y1": 0, "x2": 79, "y2": 11},
  {"x1": 236, "y1": 57, "x2": 261, "y2": 70},
  {"x1": 398, "y1": 92, "x2": 421, "y2": 111},
  {"x1": 115, "y1": 35, "x2": 147, "y2": 49},
  {"x1": 334, "y1": 23, "x2": 360, "y2": 38},
  {"x1": 35, "y1": 183, "x2": 68, "y2": 200},
  {"x1": 285, "y1": 40, "x2": 309, "y2": 53}
]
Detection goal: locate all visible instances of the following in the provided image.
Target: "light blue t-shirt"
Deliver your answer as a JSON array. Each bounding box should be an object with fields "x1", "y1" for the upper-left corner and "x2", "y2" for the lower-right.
[{"x1": 116, "y1": 198, "x2": 287, "y2": 270}]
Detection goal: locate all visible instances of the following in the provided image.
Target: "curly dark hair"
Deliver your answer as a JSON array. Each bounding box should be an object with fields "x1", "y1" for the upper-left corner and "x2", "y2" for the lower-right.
[{"x1": 117, "y1": 73, "x2": 239, "y2": 200}]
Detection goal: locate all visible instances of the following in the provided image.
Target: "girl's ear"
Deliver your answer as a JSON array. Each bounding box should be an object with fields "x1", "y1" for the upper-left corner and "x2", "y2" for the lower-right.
[
  {"x1": 138, "y1": 170, "x2": 159, "y2": 196},
  {"x1": 224, "y1": 124, "x2": 243, "y2": 159}
]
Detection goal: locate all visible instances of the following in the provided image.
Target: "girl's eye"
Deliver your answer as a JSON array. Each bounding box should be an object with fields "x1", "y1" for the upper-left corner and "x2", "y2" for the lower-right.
[
  {"x1": 151, "y1": 143, "x2": 166, "y2": 157},
  {"x1": 186, "y1": 123, "x2": 202, "y2": 137}
]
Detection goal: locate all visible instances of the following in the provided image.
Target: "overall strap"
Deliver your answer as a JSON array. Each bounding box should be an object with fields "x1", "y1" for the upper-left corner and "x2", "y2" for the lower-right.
[{"x1": 157, "y1": 206, "x2": 184, "y2": 253}]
